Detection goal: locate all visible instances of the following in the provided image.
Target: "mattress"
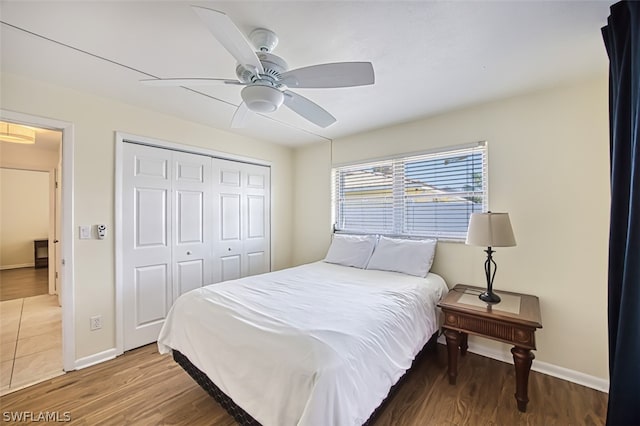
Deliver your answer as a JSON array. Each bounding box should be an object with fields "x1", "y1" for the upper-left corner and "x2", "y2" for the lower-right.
[{"x1": 157, "y1": 261, "x2": 448, "y2": 426}]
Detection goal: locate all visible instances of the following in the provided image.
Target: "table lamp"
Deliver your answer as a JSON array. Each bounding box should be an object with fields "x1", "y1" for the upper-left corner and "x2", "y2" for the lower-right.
[{"x1": 466, "y1": 212, "x2": 516, "y2": 304}]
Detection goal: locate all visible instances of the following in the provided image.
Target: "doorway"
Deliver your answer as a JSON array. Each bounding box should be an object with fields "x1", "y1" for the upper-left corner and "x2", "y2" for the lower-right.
[
  {"x1": 0, "y1": 110, "x2": 75, "y2": 393},
  {"x1": 0, "y1": 132, "x2": 63, "y2": 394}
]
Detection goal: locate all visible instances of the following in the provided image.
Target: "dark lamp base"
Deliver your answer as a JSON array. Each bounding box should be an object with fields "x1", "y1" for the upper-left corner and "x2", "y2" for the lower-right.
[{"x1": 479, "y1": 291, "x2": 501, "y2": 304}]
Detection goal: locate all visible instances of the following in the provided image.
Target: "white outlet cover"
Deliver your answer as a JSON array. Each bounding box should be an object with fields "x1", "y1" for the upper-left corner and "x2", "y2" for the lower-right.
[{"x1": 90, "y1": 315, "x2": 102, "y2": 330}]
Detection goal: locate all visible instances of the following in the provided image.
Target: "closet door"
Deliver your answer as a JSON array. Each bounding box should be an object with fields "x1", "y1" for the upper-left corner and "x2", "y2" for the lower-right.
[
  {"x1": 212, "y1": 159, "x2": 271, "y2": 282},
  {"x1": 122, "y1": 144, "x2": 213, "y2": 351},
  {"x1": 172, "y1": 151, "x2": 213, "y2": 299},
  {"x1": 123, "y1": 143, "x2": 173, "y2": 350}
]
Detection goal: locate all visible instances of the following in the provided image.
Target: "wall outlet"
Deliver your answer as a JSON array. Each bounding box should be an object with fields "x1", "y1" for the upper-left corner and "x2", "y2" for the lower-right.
[{"x1": 90, "y1": 315, "x2": 102, "y2": 331}]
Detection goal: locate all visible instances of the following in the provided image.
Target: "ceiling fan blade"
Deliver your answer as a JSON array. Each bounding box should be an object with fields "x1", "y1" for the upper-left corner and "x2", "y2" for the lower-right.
[
  {"x1": 231, "y1": 102, "x2": 252, "y2": 128},
  {"x1": 280, "y1": 62, "x2": 375, "y2": 88},
  {"x1": 191, "y1": 6, "x2": 264, "y2": 74},
  {"x1": 141, "y1": 78, "x2": 243, "y2": 87},
  {"x1": 283, "y1": 90, "x2": 336, "y2": 128}
]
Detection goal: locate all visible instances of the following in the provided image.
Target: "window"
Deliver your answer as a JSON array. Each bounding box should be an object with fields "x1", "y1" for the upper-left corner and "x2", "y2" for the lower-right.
[{"x1": 332, "y1": 141, "x2": 487, "y2": 240}]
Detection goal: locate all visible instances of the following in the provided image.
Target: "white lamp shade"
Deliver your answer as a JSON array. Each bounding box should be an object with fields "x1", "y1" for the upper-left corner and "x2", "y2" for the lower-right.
[{"x1": 466, "y1": 212, "x2": 516, "y2": 247}]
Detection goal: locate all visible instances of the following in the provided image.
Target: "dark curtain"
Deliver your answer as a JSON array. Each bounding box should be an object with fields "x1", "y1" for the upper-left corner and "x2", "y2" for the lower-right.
[{"x1": 602, "y1": 2, "x2": 640, "y2": 425}]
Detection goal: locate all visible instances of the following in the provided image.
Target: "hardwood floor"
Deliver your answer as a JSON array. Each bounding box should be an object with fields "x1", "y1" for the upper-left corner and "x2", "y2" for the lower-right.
[
  {"x1": 0, "y1": 268, "x2": 48, "y2": 301},
  {"x1": 0, "y1": 343, "x2": 607, "y2": 425}
]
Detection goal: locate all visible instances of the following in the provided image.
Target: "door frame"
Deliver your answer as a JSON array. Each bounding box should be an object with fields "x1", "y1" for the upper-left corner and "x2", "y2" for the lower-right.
[
  {"x1": 1, "y1": 109, "x2": 75, "y2": 372},
  {"x1": 114, "y1": 131, "x2": 272, "y2": 355}
]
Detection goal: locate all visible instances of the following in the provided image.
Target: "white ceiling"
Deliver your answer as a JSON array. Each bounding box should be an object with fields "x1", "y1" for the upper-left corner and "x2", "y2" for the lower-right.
[{"x1": 0, "y1": 1, "x2": 614, "y2": 146}]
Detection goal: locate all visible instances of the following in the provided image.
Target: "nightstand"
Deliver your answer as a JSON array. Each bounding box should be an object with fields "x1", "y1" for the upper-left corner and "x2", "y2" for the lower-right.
[
  {"x1": 437, "y1": 284, "x2": 543, "y2": 412},
  {"x1": 34, "y1": 239, "x2": 48, "y2": 269}
]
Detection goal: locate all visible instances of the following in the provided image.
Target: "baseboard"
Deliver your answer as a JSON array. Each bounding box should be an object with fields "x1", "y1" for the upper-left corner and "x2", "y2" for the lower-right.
[
  {"x1": 0, "y1": 263, "x2": 35, "y2": 270},
  {"x1": 72, "y1": 340, "x2": 609, "y2": 394},
  {"x1": 436, "y1": 335, "x2": 609, "y2": 393},
  {"x1": 74, "y1": 348, "x2": 118, "y2": 370}
]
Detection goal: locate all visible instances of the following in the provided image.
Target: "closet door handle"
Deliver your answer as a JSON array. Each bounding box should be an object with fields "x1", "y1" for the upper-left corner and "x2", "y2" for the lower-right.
[
  {"x1": 186, "y1": 250, "x2": 192, "y2": 255},
  {"x1": 228, "y1": 248, "x2": 232, "y2": 251}
]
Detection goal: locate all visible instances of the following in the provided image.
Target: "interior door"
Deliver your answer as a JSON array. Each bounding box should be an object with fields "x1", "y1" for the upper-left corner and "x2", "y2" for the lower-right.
[
  {"x1": 123, "y1": 143, "x2": 174, "y2": 351},
  {"x1": 212, "y1": 159, "x2": 270, "y2": 282},
  {"x1": 55, "y1": 158, "x2": 62, "y2": 306}
]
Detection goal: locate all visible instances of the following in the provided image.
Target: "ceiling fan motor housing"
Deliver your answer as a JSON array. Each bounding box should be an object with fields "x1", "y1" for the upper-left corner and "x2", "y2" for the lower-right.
[{"x1": 236, "y1": 52, "x2": 288, "y2": 83}]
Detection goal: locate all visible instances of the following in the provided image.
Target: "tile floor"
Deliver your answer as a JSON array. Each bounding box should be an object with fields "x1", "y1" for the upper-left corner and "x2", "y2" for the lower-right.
[{"x1": 0, "y1": 294, "x2": 63, "y2": 395}]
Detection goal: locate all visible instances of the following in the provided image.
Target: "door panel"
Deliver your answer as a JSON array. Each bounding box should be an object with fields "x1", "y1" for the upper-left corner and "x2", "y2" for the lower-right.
[
  {"x1": 213, "y1": 159, "x2": 270, "y2": 281},
  {"x1": 247, "y1": 173, "x2": 265, "y2": 189},
  {"x1": 135, "y1": 156, "x2": 167, "y2": 179},
  {"x1": 134, "y1": 264, "x2": 170, "y2": 326},
  {"x1": 171, "y1": 151, "x2": 213, "y2": 300},
  {"x1": 220, "y1": 255, "x2": 241, "y2": 281},
  {"x1": 176, "y1": 161, "x2": 204, "y2": 182},
  {"x1": 247, "y1": 195, "x2": 265, "y2": 239},
  {"x1": 176, "y1": 259, "x2": 204, "y2": 295},
  {"x1": 220, "y1": 169, "x2": 241, "y2": 186},
  {"x1": 123, "y1": 143, "x2": 173, "y2": 351},
  {"x1": 176, "y1": 191, "x2": 203, "y2": 244},
  {"x1": 247, "y1": 251, "x2": 266, "y2": 276},
  {"x1": 242, "y1": 164, "x2": 270, "y2": 276},
  {"x1": 220, "y1": 194, "x2": 241, "y2": 240},
  {"x1": 135, "y1": 188, "x2": 168, "y2": 247}
]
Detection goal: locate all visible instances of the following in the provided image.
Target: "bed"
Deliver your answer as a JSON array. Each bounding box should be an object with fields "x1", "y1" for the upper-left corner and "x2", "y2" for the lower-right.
[{"x1": 158, "y1": 235, "x2": 448, "y2": 426}]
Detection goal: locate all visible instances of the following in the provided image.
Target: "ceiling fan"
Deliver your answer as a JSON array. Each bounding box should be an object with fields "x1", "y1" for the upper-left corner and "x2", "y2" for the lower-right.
[{"x1": 141, "y1": 6, "x2": 375, "y2": 128}]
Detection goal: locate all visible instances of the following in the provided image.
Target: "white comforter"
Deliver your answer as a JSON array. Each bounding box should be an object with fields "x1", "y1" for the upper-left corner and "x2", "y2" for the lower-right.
[{"x1": 157, "y1": 261, "x2": 447, "y2": 426}]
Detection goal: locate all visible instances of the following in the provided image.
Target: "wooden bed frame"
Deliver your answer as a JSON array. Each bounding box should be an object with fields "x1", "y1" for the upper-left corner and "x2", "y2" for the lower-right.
[{"x1": 172, "y1": 331, "x2": 439, "y2": 426}]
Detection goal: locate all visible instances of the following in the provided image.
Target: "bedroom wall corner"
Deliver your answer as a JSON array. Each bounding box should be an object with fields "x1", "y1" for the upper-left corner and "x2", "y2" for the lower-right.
[{"x1": 292, "y1": 141, "x2": 333, "y2": 266}]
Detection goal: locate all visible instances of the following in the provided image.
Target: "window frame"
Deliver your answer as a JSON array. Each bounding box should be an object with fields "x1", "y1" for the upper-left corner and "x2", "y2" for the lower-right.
[{"x1": 331, "y1": 141, "x2": 488, "y2": 241}]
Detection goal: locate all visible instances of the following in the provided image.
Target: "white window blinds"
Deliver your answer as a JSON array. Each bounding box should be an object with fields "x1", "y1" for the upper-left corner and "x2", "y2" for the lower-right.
[{"x1": 332, "y1": 142, "x2": 487, "y2": 240}]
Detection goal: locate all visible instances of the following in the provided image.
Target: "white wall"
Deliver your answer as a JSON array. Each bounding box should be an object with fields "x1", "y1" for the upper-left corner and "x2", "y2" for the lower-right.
[
  {"x1": 0, "y1": 168, "x2": 50, "y2": 268},
  {"x1": 0, "y1": 72, "x2": 294, "y2": 360},
  {"x1": 293, "y1": 75, "x2": 610, "y2": 382}
]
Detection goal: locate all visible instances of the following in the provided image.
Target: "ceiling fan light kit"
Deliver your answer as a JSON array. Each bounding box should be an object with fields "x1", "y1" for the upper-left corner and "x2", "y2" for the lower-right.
[
  {"x1": 241, "y1": 85, "x2": 284, "y2": 113},
  {"x1": 144, "y1": 6, "x2": 375, "y2": 128}
]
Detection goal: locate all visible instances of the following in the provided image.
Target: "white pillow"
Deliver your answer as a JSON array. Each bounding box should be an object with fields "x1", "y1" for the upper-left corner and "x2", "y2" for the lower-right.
[
  {"x1": 366, "y1": 236, "x2": 437, "y2": 277},
  {"x1": 324, "y1": 234, "x2": 377, "y2": 269}
]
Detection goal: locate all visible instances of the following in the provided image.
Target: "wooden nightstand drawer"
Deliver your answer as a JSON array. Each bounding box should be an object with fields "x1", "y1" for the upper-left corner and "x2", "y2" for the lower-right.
[{"x1": 443, "y1": 311, "x2": 537, "y2": 350}]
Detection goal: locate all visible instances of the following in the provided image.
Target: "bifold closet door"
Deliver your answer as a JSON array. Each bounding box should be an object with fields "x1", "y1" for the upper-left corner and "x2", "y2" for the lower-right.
[
  {"x1": 122, "y1": 143, "x2": 213, "y2": 351},
  {"x1": 212, "y1": 158, "x2": 271, "y2": 283},
  {"x1": 171, "y1": 150, "x2": 213, "y2": 300}
]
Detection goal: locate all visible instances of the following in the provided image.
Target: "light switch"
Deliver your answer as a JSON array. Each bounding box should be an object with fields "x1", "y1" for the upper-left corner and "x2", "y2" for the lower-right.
[{"x1": 79, "y1": 226, "x2": 91, "y2": 239}]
